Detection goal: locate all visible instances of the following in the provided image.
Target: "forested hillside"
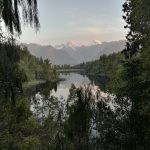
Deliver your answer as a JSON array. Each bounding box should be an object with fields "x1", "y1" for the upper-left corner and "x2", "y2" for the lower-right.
[
  {"x1": 73, "y1": 52, "x2": 124, "y2": 92},
  {"x1": 74, "y1": 53, "x2": 123, "y2": 75},
  {"x1": 19, "y1": 46, "x2": 58, "y2": 82}
]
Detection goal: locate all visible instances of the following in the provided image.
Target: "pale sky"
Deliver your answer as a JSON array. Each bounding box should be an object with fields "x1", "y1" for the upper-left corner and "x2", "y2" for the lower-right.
[{"x1": 20, "y1": 0, "x2": 127, "y2": 46}]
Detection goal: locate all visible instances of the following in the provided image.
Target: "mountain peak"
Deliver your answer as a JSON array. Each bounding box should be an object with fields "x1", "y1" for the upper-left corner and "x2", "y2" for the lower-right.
[
  {"x1": 25, "y1": 40, "x2": 126, "y2": 65},
  {"x1": 66, "y1": 41, "x2": 78, "y2": 48}
]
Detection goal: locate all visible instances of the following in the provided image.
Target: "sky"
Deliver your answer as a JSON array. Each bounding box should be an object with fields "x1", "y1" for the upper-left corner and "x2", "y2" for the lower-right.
[{"x1": 20, "y1": 0, "x2": 127, "y2": 46}]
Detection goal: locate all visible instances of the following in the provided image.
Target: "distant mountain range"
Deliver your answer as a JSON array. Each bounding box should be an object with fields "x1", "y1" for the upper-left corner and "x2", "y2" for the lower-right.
[{"x1": 24, "y1": 40, "x2": 126, "y2": 65}]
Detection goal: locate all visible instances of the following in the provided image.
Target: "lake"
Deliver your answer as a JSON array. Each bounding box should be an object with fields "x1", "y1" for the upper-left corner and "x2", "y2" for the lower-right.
[
  {"x1": 27, "y1": 72, "x2": 112, "y2": 119},
  {"x1": 27, "y1": 72, "x2": 108, "y2": 101},
  {"x1": 51, "y1": 73, "x2": 91, "y2": 100},
  {"x1": 26, "y1": 73, "x2": 91, "y2": 119}
]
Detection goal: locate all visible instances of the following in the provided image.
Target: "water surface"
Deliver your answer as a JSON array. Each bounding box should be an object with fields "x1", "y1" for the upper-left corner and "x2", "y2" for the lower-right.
[
  {"x1": 51, "y1": 73, "x2": 91, "y2": 100},
  {"x1": 26, "y1": 72, "x2": 108, "y2": 101}
]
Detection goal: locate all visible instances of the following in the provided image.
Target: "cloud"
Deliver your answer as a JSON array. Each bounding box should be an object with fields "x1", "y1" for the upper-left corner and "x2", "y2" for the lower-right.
[
  {"x1": 64, "y1": 40, "x2": 103, "y2": 47},
  {"x1": 93, "y1": 40, "x2": 102, "y2": 45},
  {"x1": 79, "y1": 27, "x2": 101, "y2": 35}
]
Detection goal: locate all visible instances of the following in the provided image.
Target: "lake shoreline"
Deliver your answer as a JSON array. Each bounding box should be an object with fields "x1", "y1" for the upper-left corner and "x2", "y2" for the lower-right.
[{"x1": 22, "y1": 77, "x2": 66, "y2": 89}]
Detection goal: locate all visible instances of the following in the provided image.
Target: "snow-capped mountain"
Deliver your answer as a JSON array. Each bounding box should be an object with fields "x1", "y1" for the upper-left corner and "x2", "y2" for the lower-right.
[{"x1": 24, "y1": 40, "x2": 126, "y2": 65}]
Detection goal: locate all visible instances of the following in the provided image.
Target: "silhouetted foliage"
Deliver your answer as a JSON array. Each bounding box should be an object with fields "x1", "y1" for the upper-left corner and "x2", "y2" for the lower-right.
[{"x1": 0, "y1": 0, "x2": 40, "y2": 34}]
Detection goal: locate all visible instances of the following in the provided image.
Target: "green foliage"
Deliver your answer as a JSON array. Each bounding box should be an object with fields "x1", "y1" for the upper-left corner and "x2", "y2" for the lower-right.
[
  {"x1": 22, "y1": 136, "x2": 40, "y2": 150},
  {"x1": 0, "y1": 34, "x2": 58, "y2": 149},
  {"x1": 0, "y1": 96, "x2": 39, "y2": 150},
  {"x1": 74, "y1": 53, "x2": 124, "y2": 92},
  {"x1": 115, "y1": 0, "x2": 150, "y2": 148},
  {"x1": 0, "y1": 0, "x2": 150, "y2": 149},
  {"x1": 74, "y1": 53, "x2": 123, "y2": 77},
  {"x1": 0, "y1": 40, "x2": 26, "y2": 104},
  {"x1": 65, "y1": 87, "x2": 92, "y2": 150},
  {"x1": 19, "y1": 46, "x2": 58, "y2": 82}
]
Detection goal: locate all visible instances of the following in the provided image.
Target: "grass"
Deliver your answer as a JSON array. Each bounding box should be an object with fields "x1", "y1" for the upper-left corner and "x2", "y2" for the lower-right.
[{"x1": 23, "y1": 80, "x2": 46, "y2": 89}]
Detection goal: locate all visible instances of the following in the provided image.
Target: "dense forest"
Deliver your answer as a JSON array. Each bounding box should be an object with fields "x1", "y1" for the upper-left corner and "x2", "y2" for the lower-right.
[
  {"x1": 72, "y1": 52, "x2": 123, "y2": 91},
  {"x1": 0, "y1": 0, "x2": 150, "y2": 149},
  {"x1": 19, "y1": 46, "x2": 58, "y2": 83}
]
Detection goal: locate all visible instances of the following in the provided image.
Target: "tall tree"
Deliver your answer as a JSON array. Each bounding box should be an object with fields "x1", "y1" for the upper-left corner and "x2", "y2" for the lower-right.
[
  {"x1": 123, "y1": 0, "x2": 150, "y2": 57},
  {"x1": 120, "y1": 0, "x2": 150, "y2": 148}
]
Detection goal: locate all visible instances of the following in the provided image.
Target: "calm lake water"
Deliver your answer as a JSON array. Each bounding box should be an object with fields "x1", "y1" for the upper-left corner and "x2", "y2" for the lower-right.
[
  {"x1": 26, "y1": 72, "x2": 108, "y2": 101},
  {"x1": 27, "y1": 72, "x2": 115, "y2": 119},
  {"x1": 51, "y1": 73, "x2": 91, "y2": 100}
]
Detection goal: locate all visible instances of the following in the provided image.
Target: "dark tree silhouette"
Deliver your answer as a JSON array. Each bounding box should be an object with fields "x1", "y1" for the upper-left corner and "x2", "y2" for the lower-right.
[{"x1": 0, "y1": 0, "x2": 40, "y2": 34}]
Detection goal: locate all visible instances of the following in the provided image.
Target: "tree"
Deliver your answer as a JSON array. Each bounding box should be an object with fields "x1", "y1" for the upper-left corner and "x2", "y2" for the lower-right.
[
  {"x1": 0, "y1": 0, "x2": 40, "y2": 34},
  {"x1": 65, "y1": 85, "x2": 93, "y2": 150},
  {"x1": 118, "y1": 0, "x2": 150, "y2": 148},
  {"x1": 122, "y1": 0, "x2": 150, "y2": 58}
]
